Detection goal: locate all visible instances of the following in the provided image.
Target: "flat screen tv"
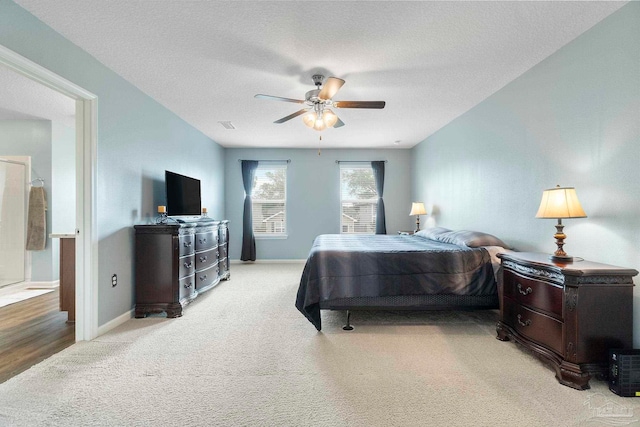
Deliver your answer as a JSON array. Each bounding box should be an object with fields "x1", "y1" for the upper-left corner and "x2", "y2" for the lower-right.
[{"x1": 165, "y1": 170, "x2": 201, "y2": 216}]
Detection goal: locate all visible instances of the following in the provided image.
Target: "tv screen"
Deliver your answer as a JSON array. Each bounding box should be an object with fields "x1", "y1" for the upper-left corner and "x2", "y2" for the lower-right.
[{"x1": 165, "y1": 170, "x2": 201, "y2": 216}]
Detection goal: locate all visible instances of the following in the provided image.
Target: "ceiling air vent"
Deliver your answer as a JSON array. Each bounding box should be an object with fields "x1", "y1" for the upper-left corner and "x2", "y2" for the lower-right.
[{"x1": 218, "y1": 121, "x2": 236, "y2": 130}]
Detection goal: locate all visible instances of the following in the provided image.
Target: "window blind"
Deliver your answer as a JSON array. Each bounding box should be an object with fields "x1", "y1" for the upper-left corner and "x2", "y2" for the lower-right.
[
  {"x1": 340, "y1": 164, "x2": 377, "y2": 234},
  {"x1": 252, "y1": 164, "x2": 287, "y2": 236}
]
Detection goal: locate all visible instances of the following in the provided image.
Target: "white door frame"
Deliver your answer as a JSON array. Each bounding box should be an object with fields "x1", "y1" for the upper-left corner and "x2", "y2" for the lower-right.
[{"x1": 0, "y1": 44, "x2": 98, "y2": 341}]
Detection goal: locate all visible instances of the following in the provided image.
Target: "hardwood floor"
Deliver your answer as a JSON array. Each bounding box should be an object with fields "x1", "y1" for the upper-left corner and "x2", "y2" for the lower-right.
[{"x1": 0, "y1": 288, "x2": 75, "y2": 384}]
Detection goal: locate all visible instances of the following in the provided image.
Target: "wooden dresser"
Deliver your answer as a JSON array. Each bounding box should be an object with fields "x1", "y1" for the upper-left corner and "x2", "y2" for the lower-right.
[
  {"x1": 496, "y1": 252, "x2": 637, "y2": 390},
  {"x1": 134, "y1": 219, "x2": 230, "y2": 318}
]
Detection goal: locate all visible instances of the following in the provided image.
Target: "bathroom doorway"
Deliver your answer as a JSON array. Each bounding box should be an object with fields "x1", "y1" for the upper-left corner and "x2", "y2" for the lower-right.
[{"x1": 0, "y1": 158, "x2": 26, "y2": 288}]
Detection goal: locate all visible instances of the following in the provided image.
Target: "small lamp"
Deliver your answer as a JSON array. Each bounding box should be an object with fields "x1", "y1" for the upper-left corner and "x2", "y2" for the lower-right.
[
  {"x1": 156, "y1": 205, "x2": 168, "y2": 224},
  {"x1": 409, "y1": 202, "x2": 427, "y2": 233},
  {"x1": 535, "y1": 185, "x2": 587, "y2": 262}
]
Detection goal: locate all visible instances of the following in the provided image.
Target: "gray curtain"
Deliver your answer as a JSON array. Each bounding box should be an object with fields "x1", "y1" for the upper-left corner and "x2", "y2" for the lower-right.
[
  {"x1": 241, "y1": 160, "x2": 259, "y2": 261},
  {"x1": 371, "y1": 161, "x2": 387, "y2": 234}
]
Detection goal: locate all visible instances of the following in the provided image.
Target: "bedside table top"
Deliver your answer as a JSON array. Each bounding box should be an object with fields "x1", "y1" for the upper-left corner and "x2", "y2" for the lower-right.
[{"x1": 498, "y1": 252, "x2": 638, "y2": 277}]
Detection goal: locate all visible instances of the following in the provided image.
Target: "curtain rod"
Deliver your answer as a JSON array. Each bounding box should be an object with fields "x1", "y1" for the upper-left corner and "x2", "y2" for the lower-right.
[
  {"x1": 238, "y1": 159, "x2": 291, "y2": 163},
  {"x1": 335, "y1": 160, "x2": 387, "y2": 164}
]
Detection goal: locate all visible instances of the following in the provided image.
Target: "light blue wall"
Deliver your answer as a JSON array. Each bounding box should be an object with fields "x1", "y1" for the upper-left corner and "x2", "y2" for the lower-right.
[
  {"x1": 0, "y1": 2, "x2": 225, "y2": 326},
  {"x1": 411, "y1": 3, "x2": 640, "y2": 343},
  {"x1": 51, "y1": 121, "x2": 76, "y2": 280},
  {"x1": 225, "y1": 148, "x2": 412, "y2": 260},
  {"x1": 0, "y1": 120, "x2": 54, "y2": 281},
  {"x1": 51, "y1": 121, "x2": 75, "y2": 235}
]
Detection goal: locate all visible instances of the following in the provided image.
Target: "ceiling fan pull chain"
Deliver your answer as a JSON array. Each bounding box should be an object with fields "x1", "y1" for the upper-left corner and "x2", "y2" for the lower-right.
[{"x1": 318, "y1": 135, "x2": 322, "y2": 156}]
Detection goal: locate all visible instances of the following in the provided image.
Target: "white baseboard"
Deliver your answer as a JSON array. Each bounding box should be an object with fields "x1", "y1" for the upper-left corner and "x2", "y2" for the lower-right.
[
  {"x1": 28, "y1": 280, "x2": 60, "y2": 289},
  {"x1": 0, "y1": 280, "x2": 59, "y2": 297},
  {"x1": 97, "y1": 308, "x2": 134, "y2": 337},
  {"x1": 230, "y1": 259, "x2": 306, "y2": 264}
]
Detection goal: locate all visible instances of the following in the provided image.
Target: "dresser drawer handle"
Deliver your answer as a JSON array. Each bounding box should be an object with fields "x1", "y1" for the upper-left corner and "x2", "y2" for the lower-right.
[
  {"x1": 199, "y1": 275, "x2": 207, "y2": 281},
  {"x1": 517, "y1": 283, "x2": 533, "y2": 296},
  {"x1": 183, "y1": 241, "x2": 192, "y2": 248},
  {"x1": 184, "y1": 282, "x2": 192, "y2": 289},
  {"x1": 517, "y1": 314, "x2": 531, "y2": 327},
  {"x1": 183, "y1": 261, "x2": 192, "y2": 268},
  {"x1": 199, "y1": 238, "x2": 207, "y2": 244},
  {"x1": 199, "y1": 256, "x2": 207, "y2": 262}
]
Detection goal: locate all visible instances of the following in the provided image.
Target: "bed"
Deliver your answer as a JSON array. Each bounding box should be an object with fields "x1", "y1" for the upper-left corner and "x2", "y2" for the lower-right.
[{"x1": 295, "y1": 227, "x2": 509, "y2": 330}]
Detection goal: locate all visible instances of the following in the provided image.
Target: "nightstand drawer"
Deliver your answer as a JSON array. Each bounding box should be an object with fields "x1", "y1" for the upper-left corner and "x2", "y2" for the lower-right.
[
  {"x1": 503, "y1": 297, "x2": 563, "y2": 355},
  {"x1": 503, "y1": 270, "x2": 563, "y2": 318}
]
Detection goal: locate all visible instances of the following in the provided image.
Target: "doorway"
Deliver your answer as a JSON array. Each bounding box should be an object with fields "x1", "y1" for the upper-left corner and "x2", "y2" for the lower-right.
[
  {"x1": 0, "y1": 44, "x2": 98, "y2": 341},
  {"x1": 0, "y1": 158, "x2": 26, "y2": 288}
]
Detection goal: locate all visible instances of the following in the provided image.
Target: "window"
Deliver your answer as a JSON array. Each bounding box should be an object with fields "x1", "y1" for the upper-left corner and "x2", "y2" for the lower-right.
[
  {"x1": 340, "y1": 164, "x2": 377, "y2": 234},
  {"x1": 252, "y1": 164, "x2": 287, "y2": 237}
]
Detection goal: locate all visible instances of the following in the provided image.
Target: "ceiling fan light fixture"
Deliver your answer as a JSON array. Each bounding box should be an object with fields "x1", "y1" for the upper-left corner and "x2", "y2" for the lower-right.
[
  {"x1": 256, "y1": 74, "x2": 385, "y2": 132},
  {"x1": 323, "y1": 109, "x2": 338, "y2": 128},
  {"x1": 302, "y1": 111, "x2": 317, "y2": 129},
  {"x1": 313, "y1": 112, "x2": 326, "y2": 131}
]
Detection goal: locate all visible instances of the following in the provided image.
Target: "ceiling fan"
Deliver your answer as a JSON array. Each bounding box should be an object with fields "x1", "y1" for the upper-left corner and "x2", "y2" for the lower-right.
[{"x1": 254, "y1": 74, "x2": 385, "y2": 131}]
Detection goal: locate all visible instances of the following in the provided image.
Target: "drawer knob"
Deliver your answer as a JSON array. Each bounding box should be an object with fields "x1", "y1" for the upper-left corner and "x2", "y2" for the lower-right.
[
  {"x1": 199, "y1": 275, "x2": 207, "y2": 281},
  {"x1": 199, "y1": 256, "x2": 207, "y2": 262},
  {"x1": 517, "y1": 283, "x2": 533, "y2": 296},
  {"x1": 184, "y1": 282, "x2": 192, "y2": 289},
  {"x1": 184, "y1": 242, "x2": 192, "y2": 248},
  {"x1": 517, "y1": 314, "x2": 531, "y2": 327},
  {"x1": 183, "y1": 262, "x2": 192, "y2": 268},
  {"x1": 200, "y1": 238, "x2": 206, "y2": 244}
]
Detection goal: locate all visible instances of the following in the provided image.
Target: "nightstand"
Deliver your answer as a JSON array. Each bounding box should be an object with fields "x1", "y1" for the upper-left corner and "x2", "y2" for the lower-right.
[
  {"x1": 496, "y1": 252, "x2": 637, "y2": 390},
  {"x1": 398, "y1": 231, "x2": 415, "y2": 235}
]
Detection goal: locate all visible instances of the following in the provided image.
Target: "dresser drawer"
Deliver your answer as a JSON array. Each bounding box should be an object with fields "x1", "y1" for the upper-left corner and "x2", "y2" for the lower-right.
[
  {"x1": 218, "y1": 242, "x2": 228, "y2": 258},
  {"x1": 178, "y1": 254, "x2": 195, "y2": 279},
  {"x1": 179, "y1": 274, "x2": 196, "y2": 300},
  {"x1": 218, "y1": 225, "x2": 228, "y2": 243},
  {"x1": 195, "y1": 230, "x2": 218, "y2": 251},
  {"x1": 195, "y1": 247, "x2": 218, "y2": 271},
  {"x1": 219, "y1": 257, "x2": 228, "y2": 275},
  {"x1": 504, "y1": 297, "x2": 563, "y2": 355},
  {"x1": 503, "y1": 270, "x2": 563, "y2": 318},
  {"x1": 178, "y1": 234, "x2": 195, "y2": 256},
  {"x1": 195, "y1": 264, "x2": 218, "y2": 290}
]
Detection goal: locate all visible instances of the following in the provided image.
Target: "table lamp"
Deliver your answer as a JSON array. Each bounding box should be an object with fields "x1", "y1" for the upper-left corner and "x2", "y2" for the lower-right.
[
  {"x1": 535, "y1": 185, "x2": 586, "y2": 262},
  {"x1": 409, "y1": 202, "x2": 427, "y2": 233}
]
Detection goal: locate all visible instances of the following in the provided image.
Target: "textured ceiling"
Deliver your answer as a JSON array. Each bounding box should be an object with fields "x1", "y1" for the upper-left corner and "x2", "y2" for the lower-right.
[
  {"x1": 12, "y1": 1, "x2": 626, "y2": 148},
  {"x1": 0, "y1": 63, "x2": 75, "y2": 127}
]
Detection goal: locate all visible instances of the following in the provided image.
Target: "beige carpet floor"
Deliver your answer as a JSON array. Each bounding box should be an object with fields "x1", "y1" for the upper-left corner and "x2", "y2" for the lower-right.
[{"x1": 0, "y1": 263, "x2": 639, "y2": 426}]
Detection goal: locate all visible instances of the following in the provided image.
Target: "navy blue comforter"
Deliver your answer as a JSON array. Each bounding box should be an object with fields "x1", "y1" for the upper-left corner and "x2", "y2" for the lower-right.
[{"x1": 295, "y1": 234, "x2": 497, "y2": 330}]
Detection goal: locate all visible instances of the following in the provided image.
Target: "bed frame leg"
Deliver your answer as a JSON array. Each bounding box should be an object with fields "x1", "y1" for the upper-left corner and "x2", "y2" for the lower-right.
[{"x1": 342, "y1": 310, "x2": 354, "y2": 331}]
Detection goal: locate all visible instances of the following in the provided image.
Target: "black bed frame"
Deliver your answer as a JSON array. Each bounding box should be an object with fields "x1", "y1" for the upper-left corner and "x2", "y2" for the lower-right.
[{"x1": 319, "y1": 294, "x2": 499, "y2": 330}]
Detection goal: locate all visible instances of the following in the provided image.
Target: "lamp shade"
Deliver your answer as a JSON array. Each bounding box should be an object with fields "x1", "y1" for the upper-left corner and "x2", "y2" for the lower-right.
[
  {"x1": 409, "y1": 202, "x2": 427, "y2": 216},
  {"x1": 302, "y1": 111, "x2": 317, "y2": 129},
  {"x1": 535, "y1": 186, "x2": 587, "y2": 219}
]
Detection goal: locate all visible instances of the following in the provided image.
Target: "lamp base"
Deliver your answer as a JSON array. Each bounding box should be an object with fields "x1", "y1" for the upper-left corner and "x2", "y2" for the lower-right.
[{"x1": 549, "y1": 254, "x2": 573, "y2": 263}]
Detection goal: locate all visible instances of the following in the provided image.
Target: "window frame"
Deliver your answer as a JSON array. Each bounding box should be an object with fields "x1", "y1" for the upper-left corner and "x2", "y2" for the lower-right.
[
  {"x1": 339, "y1": 164, "x2": 377, "y2": 235},
  {"x1": 251, "y1": 163, "x2": 288, "y2": 239}
]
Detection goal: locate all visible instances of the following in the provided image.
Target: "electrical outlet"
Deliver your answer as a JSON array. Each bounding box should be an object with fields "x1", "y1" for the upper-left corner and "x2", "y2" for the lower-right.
[{"x1": 111, "y1": 274, "x2": 117, "y2": 287}]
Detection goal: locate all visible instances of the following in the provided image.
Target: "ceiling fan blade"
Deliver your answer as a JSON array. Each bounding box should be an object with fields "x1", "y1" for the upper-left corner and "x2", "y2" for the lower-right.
[
  {"x1": 255, "y1": 94, "x2": 305, "y2": 104},
  {"x1": 333, "y1": 117, "x2": 345, "y2": 128},
  {"x1": 274, "y1": 109, "x2": 308, "y2": 124},
  {"x1": 318, "y1": 77, "x2": 345, "y2": 100},
  {"x1": 334, "y1": 101, "x2": 386, "y2": 109}
]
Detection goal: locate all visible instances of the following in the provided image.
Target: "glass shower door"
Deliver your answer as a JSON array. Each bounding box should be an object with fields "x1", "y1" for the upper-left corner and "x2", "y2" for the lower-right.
[{"x1": 0, "y1": 159, "x2": 26, "y2": 288}]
